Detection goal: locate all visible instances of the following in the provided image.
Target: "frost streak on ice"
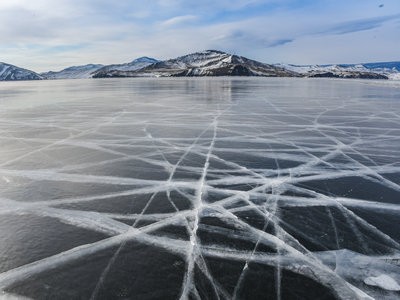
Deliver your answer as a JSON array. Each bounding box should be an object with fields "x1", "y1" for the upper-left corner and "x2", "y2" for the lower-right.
[
  {"x1": 364, "y1": 275, "x2": 400, "y2": 291},
  {"x1": 0, "y1": 78, "x2": 399, "y2": 299}
]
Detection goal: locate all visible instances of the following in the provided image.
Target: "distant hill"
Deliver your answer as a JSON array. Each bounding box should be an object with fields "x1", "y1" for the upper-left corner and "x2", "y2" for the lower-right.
[
  {"x1": 0, "y1": 62, "x2": 42, "y2": 81},
  {"x1": 41, "y1": 57, "x2": 159, "y2": 79},
  {"x1": 92, "y1": 57, "x2": 159, "y2": 77},
  {"x1": 41, "y1": 64, "x2": 104, "y2": 79}
]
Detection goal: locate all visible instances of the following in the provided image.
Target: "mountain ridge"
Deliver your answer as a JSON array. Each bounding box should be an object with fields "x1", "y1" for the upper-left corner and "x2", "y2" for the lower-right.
[
  {"x1": 41, "y1": 64, "x2": 104, "y2": 79},
  {"x1": 276, "y1": 62, "x2": 399, "y2": 80},
  {"x1": 93, "y1": 57, "x2": 159, "y2": 76},
  {"x1": 1, "y1": 51, "x2": 399, "y2": 81}
]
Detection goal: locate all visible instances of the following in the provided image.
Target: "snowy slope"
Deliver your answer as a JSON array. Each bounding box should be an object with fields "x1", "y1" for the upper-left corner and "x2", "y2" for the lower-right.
[
  {"x1": 94, "y1": 50, "x2": 298, "y2": 78},
  {"x1": 0, "y1": 62, "x2": 42, "y2": 81},
  {"x1": 41, "y1": 64, "x2": 104, "y2": 79},
  {"x1": 277, "y1": 62, "x2": 400, "y2": 80},
  {"x1": 92, "y1": 57, "x2": 159, "y2": 77}
]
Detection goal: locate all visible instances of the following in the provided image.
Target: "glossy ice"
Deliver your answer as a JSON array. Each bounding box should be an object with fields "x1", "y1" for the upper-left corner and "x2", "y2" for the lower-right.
[{"x1": 0, "y1": 78, "x2": 399, "y2": 299}]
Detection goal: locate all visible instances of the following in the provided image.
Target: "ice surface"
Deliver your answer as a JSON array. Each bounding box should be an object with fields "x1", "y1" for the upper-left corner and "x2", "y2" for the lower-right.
[{"x1": 0, "y1": 78, "x2": 399, "y2": 299}]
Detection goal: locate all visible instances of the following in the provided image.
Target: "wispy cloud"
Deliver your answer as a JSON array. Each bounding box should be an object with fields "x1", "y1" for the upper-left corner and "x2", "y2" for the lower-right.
[
  {"x1": 213, "y1": 30, "x2": 294, "y2": 49},
  {"x1": 161, "y1": 15, "x2": 198, "y2": 27},
  {"x1": 321, "y1": 14, "x2": 400, "y2": 35},
  {"x1": 267, "y1": 39, "x2": 294, "y2": 47}
]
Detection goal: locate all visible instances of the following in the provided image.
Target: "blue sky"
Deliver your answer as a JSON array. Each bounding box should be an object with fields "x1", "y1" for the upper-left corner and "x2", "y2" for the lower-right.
[{"x1": 0, "y1": 0, "x2": 399, "y2": 72}]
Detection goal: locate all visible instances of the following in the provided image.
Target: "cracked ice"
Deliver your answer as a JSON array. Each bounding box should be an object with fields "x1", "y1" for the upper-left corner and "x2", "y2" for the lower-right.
[{"x1": 0, "y1": 78, "x2": 399, "y2": 299}]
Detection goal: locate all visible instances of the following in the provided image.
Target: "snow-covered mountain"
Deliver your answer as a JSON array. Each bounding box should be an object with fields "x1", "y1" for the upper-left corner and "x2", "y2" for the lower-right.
[
  {"x1": 42, "y1": 57, "x2": 159, "y2": 79},
  {"x1": 277, "y1": 62, "x2": 400, "y2": 80},
  {"x1": 93, "y1": 50, "x2": 299, "y2": 78},
  {"x1": 41, "y1": 64, "x2": 104, "y2": 79},
  {"x1": 92, "y1": 57, "x2": 159, "y2": 77},
  {"x1": 0, "y1": 62, "x2": 42, "y2": 81}
]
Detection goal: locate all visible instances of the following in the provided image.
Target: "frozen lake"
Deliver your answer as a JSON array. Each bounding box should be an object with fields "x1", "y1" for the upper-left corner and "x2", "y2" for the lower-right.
[{"x1": 0, "y1": 78, "x2": 399, "y2": 299}]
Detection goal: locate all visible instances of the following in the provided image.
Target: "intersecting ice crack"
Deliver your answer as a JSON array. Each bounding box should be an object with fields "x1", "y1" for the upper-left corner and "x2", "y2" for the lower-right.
[{"x1": 0, "y1": 78, "x2": 399, "y2": 300}]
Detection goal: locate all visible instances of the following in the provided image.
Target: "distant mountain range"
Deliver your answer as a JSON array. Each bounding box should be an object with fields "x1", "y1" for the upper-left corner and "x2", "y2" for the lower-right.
[
  {"x1": 277, "y1": 63, "x2": 399, "y2": 80},
  {"x1": 1, "y1": 50, "x2": 399, "y2": 81}
]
